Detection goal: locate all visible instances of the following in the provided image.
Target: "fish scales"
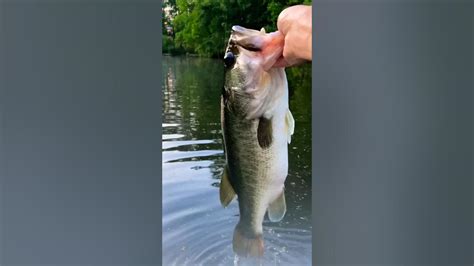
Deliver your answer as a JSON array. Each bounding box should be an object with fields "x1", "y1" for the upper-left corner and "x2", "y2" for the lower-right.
[{"x1": 219, "y1": 25, "x2": 295, "y2": 258}]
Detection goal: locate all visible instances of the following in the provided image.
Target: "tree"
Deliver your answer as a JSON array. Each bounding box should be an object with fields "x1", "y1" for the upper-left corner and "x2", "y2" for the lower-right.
[{"x1": 170, "y1": 0, "x2": 312, "y2": 57}]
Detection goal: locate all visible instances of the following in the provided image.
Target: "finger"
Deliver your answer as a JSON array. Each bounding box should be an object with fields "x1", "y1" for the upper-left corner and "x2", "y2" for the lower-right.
[
  {"x1": 260, "y1": 32, "x2": 284, "y2": 71},
  {"x1": 277, "y1": 7, "x2": 291, "y2": 34}
]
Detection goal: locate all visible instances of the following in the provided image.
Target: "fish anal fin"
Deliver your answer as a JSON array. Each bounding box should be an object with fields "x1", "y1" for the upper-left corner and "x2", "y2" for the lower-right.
[
  {"x1": 285, "y1": 109, "x2": 295, "y2": 144},
  {"x1": 219, "y1": 165, "x2": 236, "y2": 207},
  {"x1": 267, "y1": 190, "x2": 286, "y2": 222},
  {"x1": 257, "y1": 117, "x2": 273, "y2": 149}
]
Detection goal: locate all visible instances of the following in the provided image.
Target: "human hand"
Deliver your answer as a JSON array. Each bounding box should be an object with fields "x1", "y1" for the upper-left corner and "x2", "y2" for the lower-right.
[{"x1": 273, "y1": 5, "x2": 312, "y2": 68}]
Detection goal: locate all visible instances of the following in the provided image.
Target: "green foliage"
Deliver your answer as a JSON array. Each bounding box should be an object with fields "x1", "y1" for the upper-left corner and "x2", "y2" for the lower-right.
[
  {"x1": 168, "y1": 0, "x2": 311, "y2": 57},
  {"x1": 287, "y1": 63, "x2": 311, "y2": 119},
  {"x1": 165, "y1": 0, "x2": 313, "y2": 101},
  {"x1": 163, "y1": 36, "x2": 186, "y2": 55}
]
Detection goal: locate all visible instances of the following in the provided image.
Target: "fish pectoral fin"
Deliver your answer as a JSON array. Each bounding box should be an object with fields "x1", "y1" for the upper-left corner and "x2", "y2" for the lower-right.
[
  {"x1": 219, "y1": 165, "x2": 236, "y2": 207},
  {"x1": 285, "y1": 109, "x2": 295, "y2": 144},
  {"x1": 267, "y1": 190, "x2": 287, "y2": 222},
  {"x1": 257, "y1": 117, "x2": 273, "y2": 149}
]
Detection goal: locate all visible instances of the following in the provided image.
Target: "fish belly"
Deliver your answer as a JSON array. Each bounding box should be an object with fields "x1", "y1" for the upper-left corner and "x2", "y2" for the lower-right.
[{"x1": 223, "y1": 97, "x2": 288, "y2": 234}]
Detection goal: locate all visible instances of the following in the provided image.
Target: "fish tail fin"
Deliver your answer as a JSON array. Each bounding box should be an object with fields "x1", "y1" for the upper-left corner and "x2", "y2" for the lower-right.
[{"x1": 232, "y1": 224, "x2": 264, "y2": 257}]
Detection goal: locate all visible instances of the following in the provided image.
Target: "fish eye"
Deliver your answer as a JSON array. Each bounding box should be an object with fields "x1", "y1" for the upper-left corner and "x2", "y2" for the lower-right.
[{"x1": 223, "y1": 52, "x2": 235, "y2": 68}]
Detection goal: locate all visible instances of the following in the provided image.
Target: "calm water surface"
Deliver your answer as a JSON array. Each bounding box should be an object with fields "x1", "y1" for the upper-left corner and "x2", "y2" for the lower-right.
[{"x1": 162, "y1": 56, "x2": 312, "y2": 265}]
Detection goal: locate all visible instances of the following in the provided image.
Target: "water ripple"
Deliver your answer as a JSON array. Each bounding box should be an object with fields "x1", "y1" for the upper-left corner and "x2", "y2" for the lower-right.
[
  {"x1": 163, "y1": 134, "x2": 185, "y2": 140},
  {"x1": 162, "y1": 56, "x2": 311, "y2": 266},
  {"x1": 162, "y1": 139, "x2": 215, "y2": 150},
  {"x1": 163, "y1": 123, "x2": 180, "y2": 127},
  {"x1": 163, "y1": 149, "x2": 223, "y2": 163}
]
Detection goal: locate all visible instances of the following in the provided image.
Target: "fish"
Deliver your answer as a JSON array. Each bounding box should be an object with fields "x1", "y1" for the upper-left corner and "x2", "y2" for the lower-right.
[{"x1": 219, "y1": 25, "x2": 295, "y2": 257}]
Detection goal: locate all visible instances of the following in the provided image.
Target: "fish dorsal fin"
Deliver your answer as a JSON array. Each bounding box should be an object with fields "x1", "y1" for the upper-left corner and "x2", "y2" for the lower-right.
[
  {"x1": 267, "y1": 190, "x2": 286, "y2": 222},
  {"x1": 260, "y1": 27, "x2": 266, "y2": 34},
  {"x1": 257, "y1": 117, "x2": 273, "y2": 149},
  {"x1": 285, "y1": 109, "x2": 295, "y2": 144},
  {"x1": 219, "y1": 165, "x2": 236, "y2": 207}
]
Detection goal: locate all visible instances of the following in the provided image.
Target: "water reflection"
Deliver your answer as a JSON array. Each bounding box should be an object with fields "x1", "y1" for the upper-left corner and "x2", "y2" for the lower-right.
[{"x1": 162, "y1": 56, "x2": 312, "y2": 265}]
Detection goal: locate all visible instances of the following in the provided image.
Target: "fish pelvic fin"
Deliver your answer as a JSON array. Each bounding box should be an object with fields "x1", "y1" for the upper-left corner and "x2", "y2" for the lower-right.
[
  {"x1": 267, "y1": 190, "x2": 286, "y2": 222},
  {"x1": 285, "y1": 109, "x2": 295, "y2": 144},
  {"x1": 257, "y1": 117, "x2": 273, "y2": 149},
  {"x1": 233, "y1": 224, "x2": 264, "y2": 257},
  {"x1": 219, "y1": 165, "x2": 236, "y2": 207}
]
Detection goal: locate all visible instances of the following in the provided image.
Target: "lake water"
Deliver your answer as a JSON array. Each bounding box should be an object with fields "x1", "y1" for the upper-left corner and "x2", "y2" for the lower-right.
[{"x1": 162, "y1": 56, "x2": 312, "y2": 265}]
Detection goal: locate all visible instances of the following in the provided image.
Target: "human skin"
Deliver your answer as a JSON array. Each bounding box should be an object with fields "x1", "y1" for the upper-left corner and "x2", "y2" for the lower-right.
[{"x1": 273, "y1": 5, "x2": 312, "y2": 68}]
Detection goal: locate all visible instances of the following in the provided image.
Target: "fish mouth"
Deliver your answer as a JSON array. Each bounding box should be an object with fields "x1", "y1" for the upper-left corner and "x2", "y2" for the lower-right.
[
  {"x1": 231, "y1": 25, "x2": 263, "y2": 36},
  {"x1": 234, "y1": 43, "x2": 261, "y2": 52},
  {"x1": 230, "y1": 25, "x2": 265, "y2": 52},
  {"x1": 226, "y1": 25, "x2": 284, "y2": 71}
]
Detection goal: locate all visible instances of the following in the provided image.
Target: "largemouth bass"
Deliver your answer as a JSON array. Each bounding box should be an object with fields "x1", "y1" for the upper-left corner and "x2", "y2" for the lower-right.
[{"x1": 220, "y1": 25, "x2": 295, "y2": 257}]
